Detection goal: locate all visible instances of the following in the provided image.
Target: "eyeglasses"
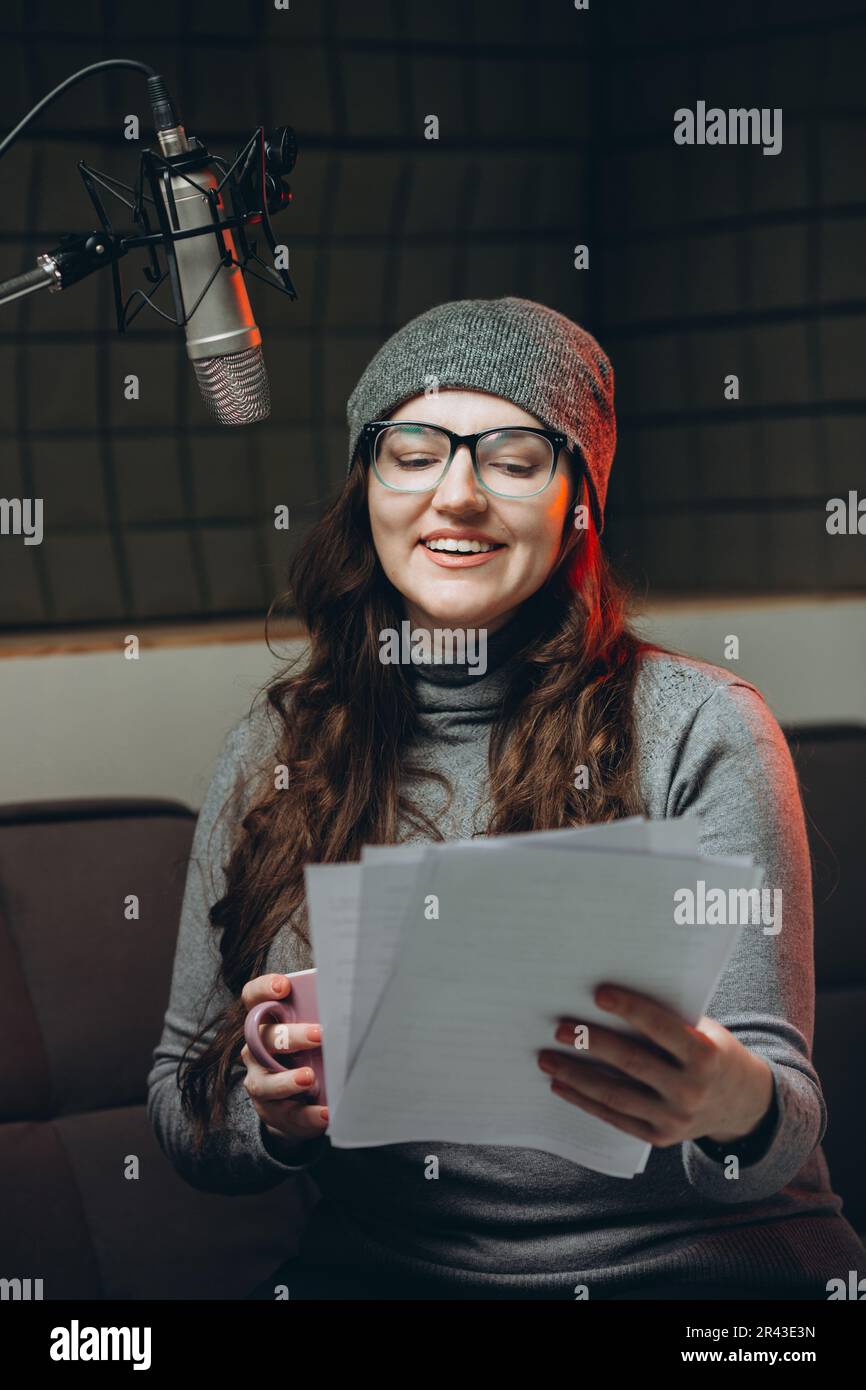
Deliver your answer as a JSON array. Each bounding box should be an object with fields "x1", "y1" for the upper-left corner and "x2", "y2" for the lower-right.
[{"x1": 361, "y1": 421, "x2": 578, "y2": 498}]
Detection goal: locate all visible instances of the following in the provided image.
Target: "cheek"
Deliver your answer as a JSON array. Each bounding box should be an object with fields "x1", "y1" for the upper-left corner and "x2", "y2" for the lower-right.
[
  {"x1": 367, "y1": 491, "x2": 422, "y2": 563},
  {"x1": 514, "y1": 505, "x2": 567, "y2": 568}
]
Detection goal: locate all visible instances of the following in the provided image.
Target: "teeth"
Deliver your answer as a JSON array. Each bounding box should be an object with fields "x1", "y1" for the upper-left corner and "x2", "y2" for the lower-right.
[{"x1": 423, "y1": 538, "x2": 498, "y2": 553}]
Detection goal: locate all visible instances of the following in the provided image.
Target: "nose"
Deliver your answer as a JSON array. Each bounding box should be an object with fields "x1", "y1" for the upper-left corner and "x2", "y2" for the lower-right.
[{"x1": 430, "y1": 444, "x2": 486, "y2": 511}]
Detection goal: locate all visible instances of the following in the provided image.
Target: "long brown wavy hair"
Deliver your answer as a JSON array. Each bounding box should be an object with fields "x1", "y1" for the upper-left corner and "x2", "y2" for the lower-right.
[{"x1": 179, "y1": 451, "x2": 659, "y2": 1151}]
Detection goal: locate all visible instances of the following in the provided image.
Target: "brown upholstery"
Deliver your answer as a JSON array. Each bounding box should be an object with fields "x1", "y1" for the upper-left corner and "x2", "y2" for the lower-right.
[
  {"x1": 0, "y1": 727, "x2": 862, "y2": 1298},
  {"x1": 786, "y1": 727, "x2": 866, "y2": 1238},
  {"x1": 0, "y1": 800, "x2": 316, "y2": 1300}
]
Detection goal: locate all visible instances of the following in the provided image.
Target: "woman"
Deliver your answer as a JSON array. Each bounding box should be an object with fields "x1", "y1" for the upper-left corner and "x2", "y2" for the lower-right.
[{"x1": 147, "y1": 296, "x2": 866, "y2": 1301}]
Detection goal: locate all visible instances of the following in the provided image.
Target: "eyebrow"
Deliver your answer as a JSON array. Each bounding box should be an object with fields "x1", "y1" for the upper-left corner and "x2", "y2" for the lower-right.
[{"x1": 390, "y1": 424, "x2": 532, "y2": 434}]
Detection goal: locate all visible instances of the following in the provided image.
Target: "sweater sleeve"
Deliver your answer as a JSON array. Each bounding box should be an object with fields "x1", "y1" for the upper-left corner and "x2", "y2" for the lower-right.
[
  {"x1": 146, "y1": 712, "x2": 328, "y2": 1194},
  {"x1": 666, "y1": 681, "x2": 826, "y2": 1204}
]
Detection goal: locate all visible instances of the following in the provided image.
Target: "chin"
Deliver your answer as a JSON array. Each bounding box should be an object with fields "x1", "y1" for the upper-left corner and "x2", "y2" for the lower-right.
[{"x1": 410, "y1": 590, "x2": 510, "y2": 630}]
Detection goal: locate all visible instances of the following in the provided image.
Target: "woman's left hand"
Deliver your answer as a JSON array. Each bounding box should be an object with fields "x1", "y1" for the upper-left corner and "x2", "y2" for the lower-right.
[{"x1": 538, "y1": 984, "x2": 775, "y2": 1147}]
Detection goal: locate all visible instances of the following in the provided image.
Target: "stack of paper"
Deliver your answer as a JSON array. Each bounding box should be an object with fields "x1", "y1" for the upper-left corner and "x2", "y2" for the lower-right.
[{"x1": 302, "y1": 816, "x2": 761, "y2": 1178}]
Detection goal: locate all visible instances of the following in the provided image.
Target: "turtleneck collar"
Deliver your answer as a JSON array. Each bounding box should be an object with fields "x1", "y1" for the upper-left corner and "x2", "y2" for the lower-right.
[
  {"x1": 409, "y1": 607, "x2": 531, "y2": 683},
  {"x1": 406, "y1": 605, "x2": 534, "y2": 722}
]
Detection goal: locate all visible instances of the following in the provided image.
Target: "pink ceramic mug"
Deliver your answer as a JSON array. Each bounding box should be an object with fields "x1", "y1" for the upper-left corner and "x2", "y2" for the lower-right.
[{"x1": 243, "y1": 968, "x2": 327, "y2": 1106}]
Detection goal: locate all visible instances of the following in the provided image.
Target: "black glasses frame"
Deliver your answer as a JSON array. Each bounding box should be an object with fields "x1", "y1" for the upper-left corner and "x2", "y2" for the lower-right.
[{"x1": 361, "y1": 420, "x2": 580, "y2": 498}]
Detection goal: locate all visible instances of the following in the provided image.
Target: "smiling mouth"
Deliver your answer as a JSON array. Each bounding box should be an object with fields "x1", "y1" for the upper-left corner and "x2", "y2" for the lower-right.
[
  {"x1": 420, "y1": 538, "x2": 505, "y2": 554},
  {"x1": 417, "y1": 538, "x2": 506, "y2": 568}
]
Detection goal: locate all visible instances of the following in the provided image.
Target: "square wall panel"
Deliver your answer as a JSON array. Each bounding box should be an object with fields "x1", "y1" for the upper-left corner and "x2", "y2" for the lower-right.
[
  {"x1": 0, "y1": 440, "x2": 24, "y2": 496},
  {"x1": 628, "y1": 333, "x2": 694, "y2": 415},
  {"x1": 114, "y1": 438, "x2": 184, "y2": 525},
  {"x1": 44, "y1": 532, "x2": 125, "y2": 622},
  {"x1": 126, "y1": 529, "x2": 201, "y2": 618},
  {"x1": 819, "y1": 220, "x2": 866, "y2": 304},
  {"x1": 267, "y1": 45, "x2": 335, "y2": 136},
  {"x1": 532, "y1": 57, "x2": 592, "y2": 141},
  {"x1": 632, "y1": 426, "x2": 693, "y2": 507},
  {"x1": 402, "y1": 151, "x2": 471, "y2": 237},
  {"x1": 411, "y1": 56, "x2": 472, "y2": 144},
  {"x1": 748, "y1": 225, "x2": 808, "y2": 312},
  {"x1": 189, "y1": 46, "x2": 263, "y2": 130},
  {"x1": 0, "y1": 542, "x2": 45, "y2": 624},
  {"x1": 263, "y1": 0, "x2": 325, "y2": 40},
  {"x1": 817, "y1": 318, "x2": 865, "y2": 401},
  {"x1": 189, "y1": 433, "x2": 256, "y2": 521},
  {"x1": 106, "y1": 342, "x2": 181, "y2": 430},
  {"x1": 751, "y1": 323, "x2": 813, "y2": 407},
  {"x1": 687, "y1": 231, "x2": 745, "y2": 318},
  {"x1": 200, "y1": 524, "x2": 268, "y2": 612},
  {"x1": 821, "y1": 119, "x2": 866, "y2": 204},
  {"x1": 406, "y1": 0, "x2": 467, "y2": 43},
  {"x1": 765, "y1": 508, "x2": 829, "y2": 591},
  {"x1": 333, "y1": 0, "x2": 396, "y2": 41},
  {"x1": 824, "y1": 418, "x2": 866, "y2": 496},
  {"x1": 324, "y1": 333, "x2": 382, "y2": 426},
  {"x1": 29, "y1": 439, "x2": 110, "y2": 527},
  {"x1": 330, "y1": 154, "x2": 409, "y2": 236},
  {"x1": 26, "y1": 344, "x2": 100, "y2": 430},
  {"x1": 697, "y1": 421, "x2": 760, "y2": 503},
  {"x1": 341, "y1": 52, "x2": 405, "y2": 139},
  {"x1": 260, "y1": 427, "x2": 327, "y2": 513},
  {"x1": 463, "y1": 243, "x2": 527, "y2": 301},
  {"x1": 528, "y1": 255, "x2": 587, "y2": 317},
  {"x1": 761, "y1": 418, "x2": 824, "y2": 499},
  {"x1": 259, "y1": 336, "x2": 315, "y2": 426},
  {"x1": 0, "y1": 40, "x2": 30, "y2": 133},
  {"x1": 748, "y1": 121, "x2": 811, "y2": 213},
  {"x1": 324, "y1": 246, "x2": 388, "y2": 327}
]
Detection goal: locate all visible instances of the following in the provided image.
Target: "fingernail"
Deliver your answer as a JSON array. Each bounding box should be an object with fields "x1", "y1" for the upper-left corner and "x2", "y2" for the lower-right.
[
  {"x1": 596, "y1": 988, "x2": 616, "y2": 1009},
  {"x1": 306, "y1": 1025, "x2": 322, "y2": 1043},
  {"x1": 538, "y1": 1056, "x2": 556, "y2": 1074},
  {"x1": 296, "y1": 1069, "x2": 314, "y2": 1086},
  {"x1": 320, "y1": 1108, "x2": 329, "y2": 1123},
  {"x1": 272, "y1": 975, "x2": 285, "y2": 993}
]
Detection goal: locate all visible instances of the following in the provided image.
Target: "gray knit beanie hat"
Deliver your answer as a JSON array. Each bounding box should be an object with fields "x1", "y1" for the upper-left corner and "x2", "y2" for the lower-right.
[{"x1": 346, "y1": 296, "x2": 616, "y2": 532}]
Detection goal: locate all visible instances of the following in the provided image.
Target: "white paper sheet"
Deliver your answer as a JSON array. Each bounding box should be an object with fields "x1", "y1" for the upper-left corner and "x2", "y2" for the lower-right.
[
  {"x1": 302, "y1": 863, "x2": 361, "y2": 1116},
  {"x1": 320, "y1": 841, "x2": 759, "y2": 1176},
  {"x1": 348, "y1": 816, "x2": 685, "y2": 1071}
]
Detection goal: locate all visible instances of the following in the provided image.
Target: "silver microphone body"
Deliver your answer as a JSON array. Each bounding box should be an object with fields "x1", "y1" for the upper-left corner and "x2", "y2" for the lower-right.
[{"x1": 156, "y1": 124, "x2": 270, "y2": 425}]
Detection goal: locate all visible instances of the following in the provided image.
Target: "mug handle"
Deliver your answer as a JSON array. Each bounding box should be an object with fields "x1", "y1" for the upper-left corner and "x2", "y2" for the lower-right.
[{"x1": 244, "y1": 1000, "x2": 298, "y2": 1074}]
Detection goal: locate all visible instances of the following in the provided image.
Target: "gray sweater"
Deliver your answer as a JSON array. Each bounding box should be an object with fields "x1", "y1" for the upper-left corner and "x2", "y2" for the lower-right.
[{"x1": 146, "y1": 619, "x2": 866, "y2": 1295}]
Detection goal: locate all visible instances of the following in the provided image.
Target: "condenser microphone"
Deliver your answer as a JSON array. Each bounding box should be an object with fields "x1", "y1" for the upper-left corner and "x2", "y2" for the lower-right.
[
  {"x1": 147, "y1": 75, "x2": 269, "y2": 425},
  {"x1": 0, "y1": 61, "x2": 296, "y2": 422}
]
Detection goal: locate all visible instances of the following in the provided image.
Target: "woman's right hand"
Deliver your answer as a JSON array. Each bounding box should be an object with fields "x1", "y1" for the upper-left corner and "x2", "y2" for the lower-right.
[{"x1": 240, "y1": 973, "x2": 329, "y2": 1145}]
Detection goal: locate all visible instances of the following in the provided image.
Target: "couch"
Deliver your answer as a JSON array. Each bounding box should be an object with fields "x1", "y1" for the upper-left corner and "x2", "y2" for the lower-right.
[{"x1": 0, "y1": 726, "x2": 863, "y2": 1298}]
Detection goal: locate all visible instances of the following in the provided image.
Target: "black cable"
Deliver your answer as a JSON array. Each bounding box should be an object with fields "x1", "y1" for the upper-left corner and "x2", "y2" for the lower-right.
[{"x1": 0, "y1": 59, "x2": 158, "y2": 164}]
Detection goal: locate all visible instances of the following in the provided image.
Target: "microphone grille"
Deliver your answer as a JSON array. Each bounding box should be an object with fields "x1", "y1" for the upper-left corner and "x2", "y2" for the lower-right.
[{"x1": 193, "y1": 347, "x2": 271, "y2": 425}]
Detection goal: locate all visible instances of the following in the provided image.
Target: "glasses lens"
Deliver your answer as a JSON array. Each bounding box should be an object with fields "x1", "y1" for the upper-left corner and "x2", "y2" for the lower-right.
[
  {"x1": 373, "y1": 424, "x2": 451, "y2": 490},
  {"x1": 477, "y1": 429, "x2": 554, "y2": 496}
]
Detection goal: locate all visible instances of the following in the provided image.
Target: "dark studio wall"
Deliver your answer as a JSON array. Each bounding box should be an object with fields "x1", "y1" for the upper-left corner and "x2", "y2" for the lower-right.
[{"x1": 0, "y1": 0, "x2": 863, "y2": 632}]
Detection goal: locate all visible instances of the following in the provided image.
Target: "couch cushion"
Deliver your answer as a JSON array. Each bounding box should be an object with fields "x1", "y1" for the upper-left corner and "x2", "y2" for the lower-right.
[
  {"x1": 0, "y1": 797, "x2": 318, "y2": 1299},
  {"x1": 0, "y1": 801, "x2": 194, "y2": 1117}
]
